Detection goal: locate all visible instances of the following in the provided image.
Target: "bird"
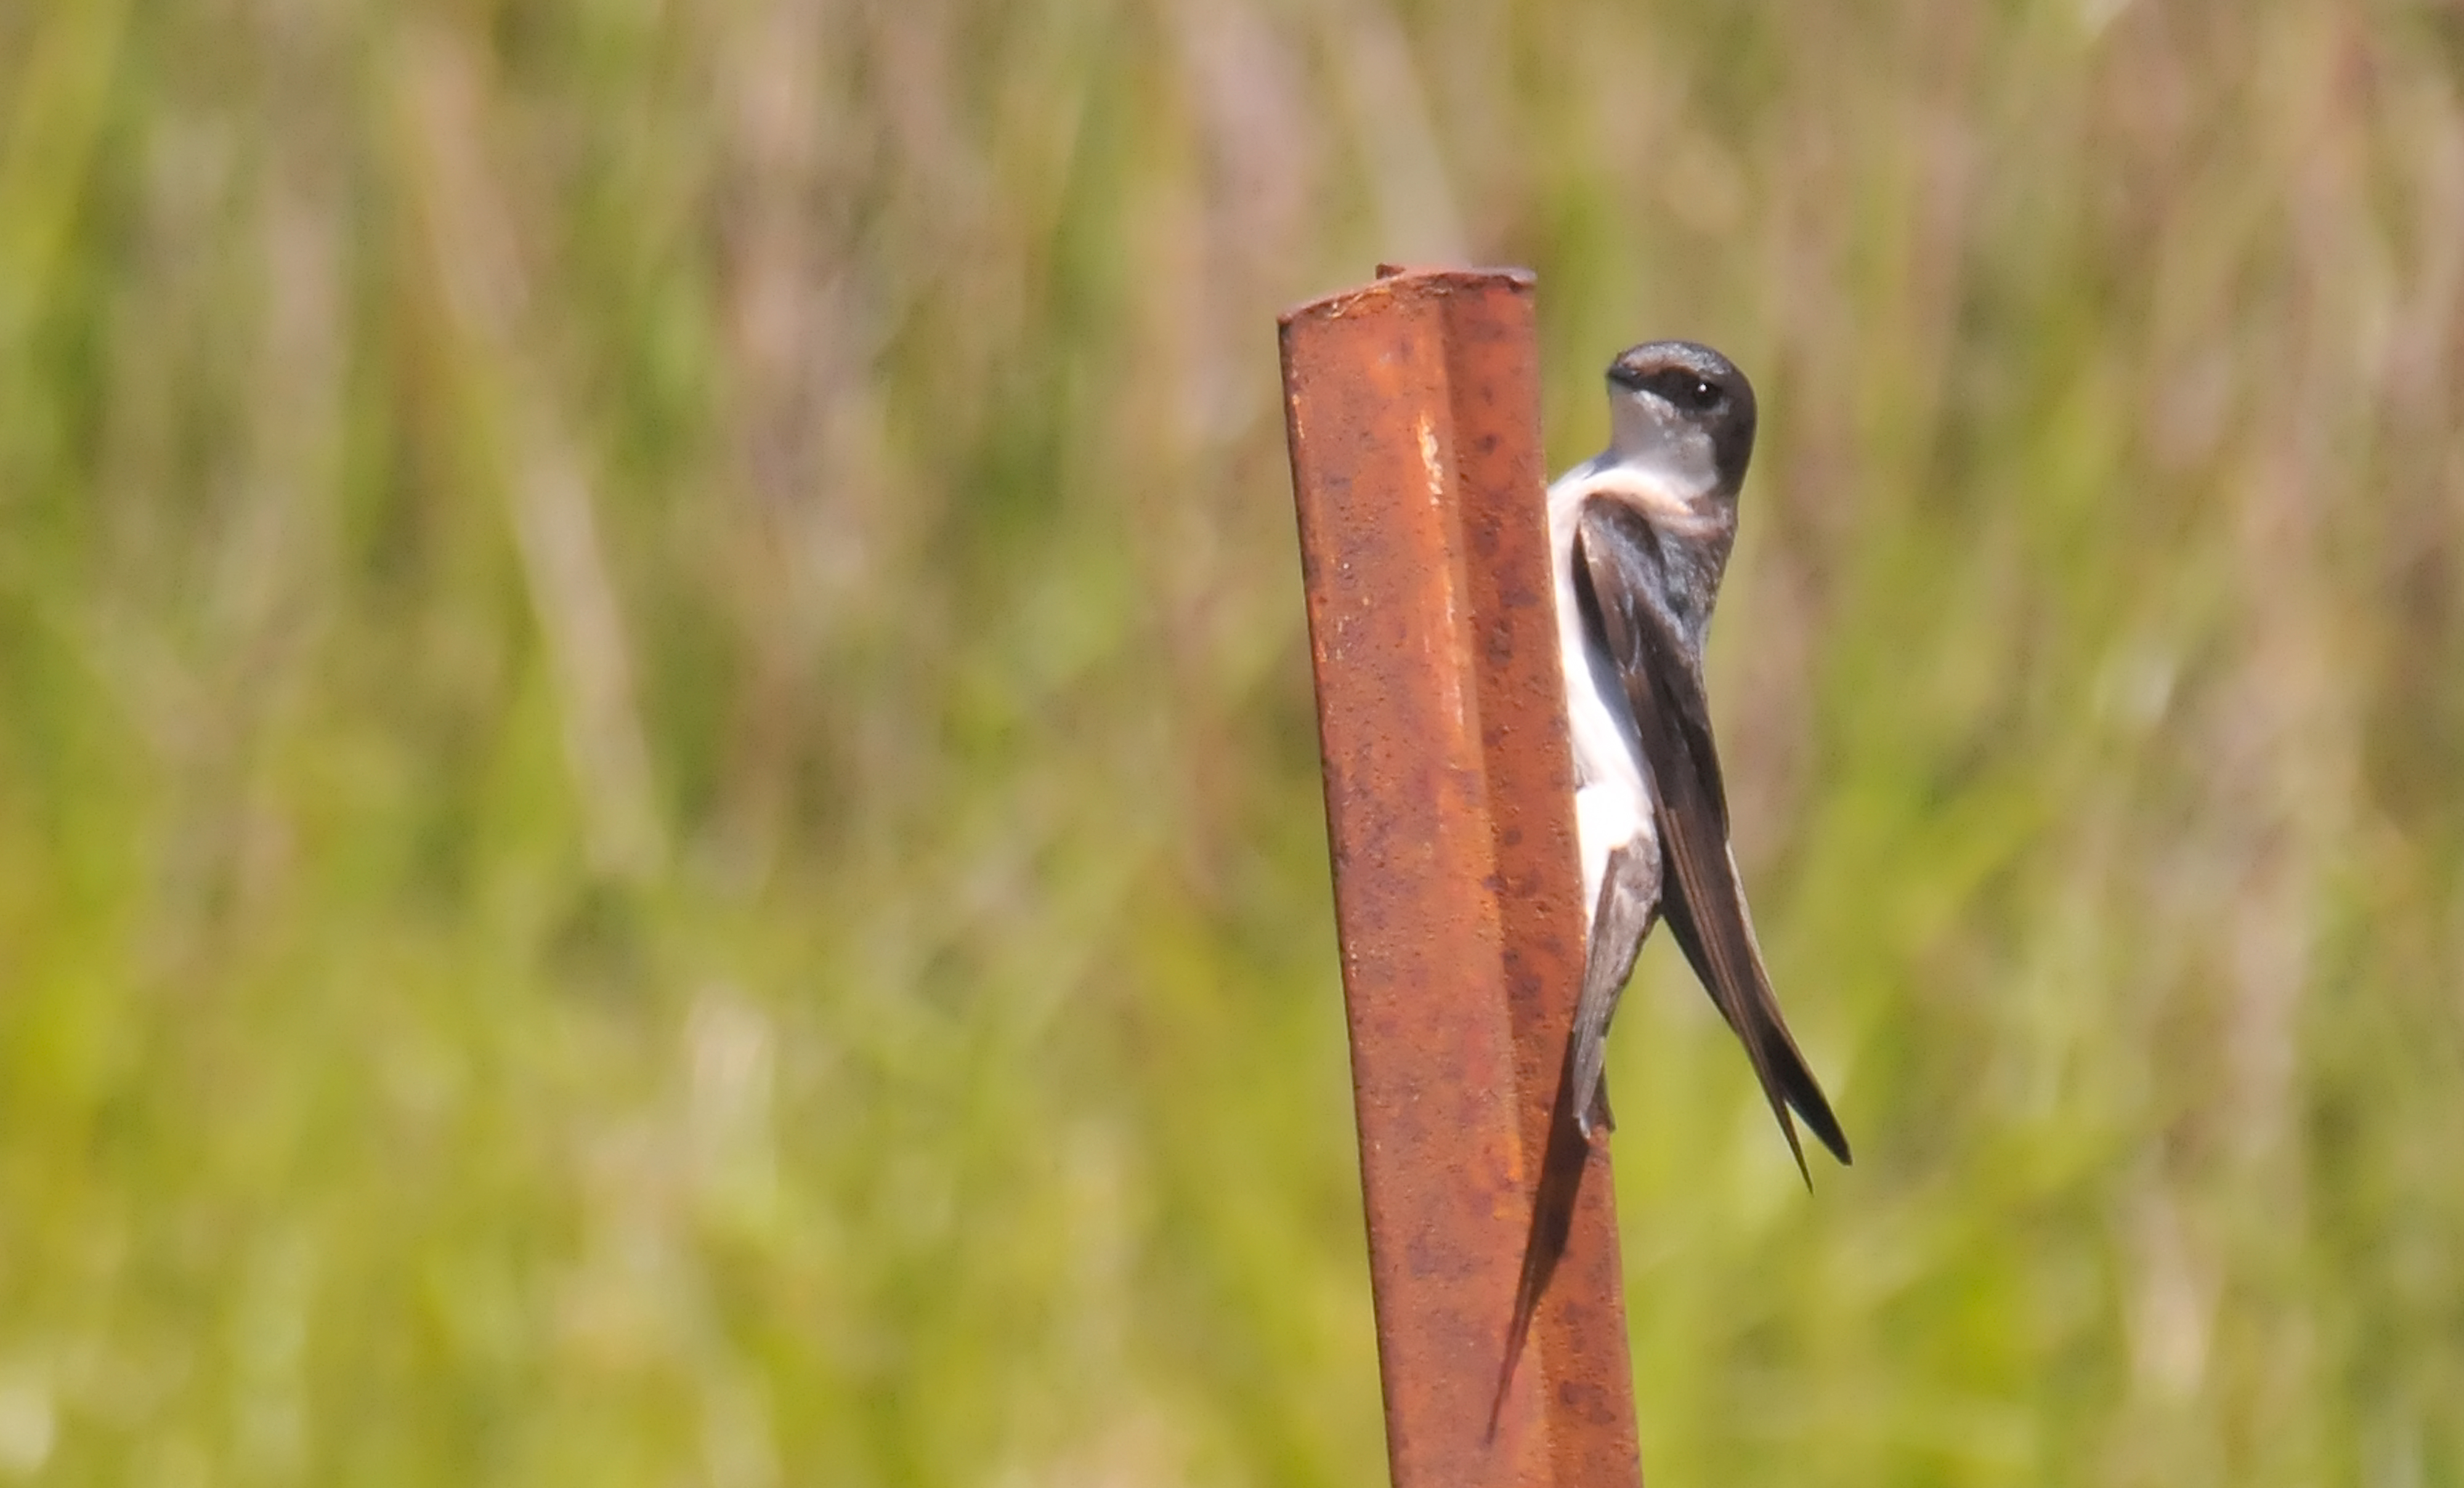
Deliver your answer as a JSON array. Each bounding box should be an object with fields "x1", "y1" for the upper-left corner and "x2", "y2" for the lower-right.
[{"x1": 1548, "y1": 339, "x2": 1850, "y2": 1179}]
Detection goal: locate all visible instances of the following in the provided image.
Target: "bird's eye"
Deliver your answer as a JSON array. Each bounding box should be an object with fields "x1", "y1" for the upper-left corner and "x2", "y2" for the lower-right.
[{"x1": 1688, "y1": 378, "x2": 1721, "y2": 410}]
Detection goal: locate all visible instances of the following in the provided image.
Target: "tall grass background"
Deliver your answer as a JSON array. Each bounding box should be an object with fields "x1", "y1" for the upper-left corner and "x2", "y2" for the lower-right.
[{"x1": 3, "y1": 1, "x2": 2461, "y2": 1482}]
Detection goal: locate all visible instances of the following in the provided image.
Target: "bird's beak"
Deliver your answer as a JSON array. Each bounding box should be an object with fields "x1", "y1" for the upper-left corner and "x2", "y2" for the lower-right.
[{"x1": 1607, "y1": 363, "x2": 1647, "y2": 392}]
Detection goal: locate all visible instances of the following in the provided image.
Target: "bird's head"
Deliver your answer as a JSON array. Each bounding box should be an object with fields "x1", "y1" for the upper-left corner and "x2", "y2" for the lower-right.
[{"x1": 1604, "y1": 341, "x2": 1758, "y2": 498}]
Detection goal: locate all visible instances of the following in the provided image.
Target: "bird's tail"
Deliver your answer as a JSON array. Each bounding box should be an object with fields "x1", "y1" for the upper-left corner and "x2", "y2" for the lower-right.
[
  {"x1": 1490, "y1": 846, "x2": 1658, "y2": 1438},
  {"x1": 1566, "y1": 843, "x2": 1658, "y2": 1139}
]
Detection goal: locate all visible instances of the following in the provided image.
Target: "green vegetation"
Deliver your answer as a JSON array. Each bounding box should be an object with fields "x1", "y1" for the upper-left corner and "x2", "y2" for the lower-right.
[{"x1": 4, "y1": 1, "x2": 2460, "y2": 1482}]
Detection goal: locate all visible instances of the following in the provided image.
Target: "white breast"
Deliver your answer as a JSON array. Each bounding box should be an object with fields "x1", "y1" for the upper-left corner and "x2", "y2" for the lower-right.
[{"x1": 1547, "y1": 460, "x2": 1660, "y2": 932}]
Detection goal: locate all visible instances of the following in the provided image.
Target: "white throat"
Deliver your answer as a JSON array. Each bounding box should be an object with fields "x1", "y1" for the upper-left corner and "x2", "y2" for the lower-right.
[{"x1": 1607, "y1": 394, "x2": 1722, "y2": 498}]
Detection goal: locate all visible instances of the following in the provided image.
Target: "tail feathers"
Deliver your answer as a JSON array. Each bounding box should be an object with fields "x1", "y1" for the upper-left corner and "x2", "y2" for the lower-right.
[
  {"x1": 1492, "y1": 840, "x2": 1658, "y2": 1437},
  {"x1": 1567, "y1": 842, "x2": 1659, "y2": 1139}
]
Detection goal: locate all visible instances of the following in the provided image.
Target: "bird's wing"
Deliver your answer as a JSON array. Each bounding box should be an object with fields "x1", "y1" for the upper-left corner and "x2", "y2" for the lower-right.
[{"x1": 1573, "y1": 499, "x2": 1852, "y2": 1176}]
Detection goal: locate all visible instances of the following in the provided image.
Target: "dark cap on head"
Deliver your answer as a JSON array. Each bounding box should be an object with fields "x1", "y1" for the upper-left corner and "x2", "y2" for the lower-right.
[{"x1": 1607, "y1": 341, "x2": 1759, "y2": 493}]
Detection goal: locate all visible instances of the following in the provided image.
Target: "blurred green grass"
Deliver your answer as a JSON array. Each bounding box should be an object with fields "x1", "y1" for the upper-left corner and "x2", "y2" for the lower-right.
[{"x1": 4, "y1": 0, "x2": 2462, "y2": 1482}]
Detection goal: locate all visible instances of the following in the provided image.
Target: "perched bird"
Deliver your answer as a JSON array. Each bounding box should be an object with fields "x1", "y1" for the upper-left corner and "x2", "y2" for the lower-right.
[{"x1": 1549, "y1": 340, "x2": 1850, "y2": 1178}]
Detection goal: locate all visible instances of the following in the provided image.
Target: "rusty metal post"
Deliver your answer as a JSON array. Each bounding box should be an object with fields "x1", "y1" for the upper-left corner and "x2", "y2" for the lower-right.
[{"x1": 1279, "y1": 267, "x2": 1643, "y2": 1487}]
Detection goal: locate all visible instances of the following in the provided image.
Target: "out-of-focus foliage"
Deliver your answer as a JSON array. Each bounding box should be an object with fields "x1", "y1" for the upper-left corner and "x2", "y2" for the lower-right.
[{"x1": 2, "y1": 0, "x2": 2460, "y2": 1481}]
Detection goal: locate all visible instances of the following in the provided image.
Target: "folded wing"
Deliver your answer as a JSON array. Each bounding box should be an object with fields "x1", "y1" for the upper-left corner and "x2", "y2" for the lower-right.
[{"x1": 1573, "y1": 500, "x2": 1852, "y2": 1178}]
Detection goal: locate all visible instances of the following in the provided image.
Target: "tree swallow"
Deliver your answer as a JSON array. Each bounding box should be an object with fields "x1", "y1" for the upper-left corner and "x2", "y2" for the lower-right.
[{"x1": 1549, "y1": 340, "x2": 1850, "y2": 1179}]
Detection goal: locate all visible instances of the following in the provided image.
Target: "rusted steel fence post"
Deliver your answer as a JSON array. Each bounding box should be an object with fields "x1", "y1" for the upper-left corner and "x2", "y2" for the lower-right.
[{"x1": 1279, "y1": 267, "x2": 1643, "y2": 1487}]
